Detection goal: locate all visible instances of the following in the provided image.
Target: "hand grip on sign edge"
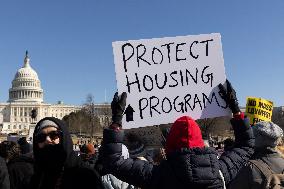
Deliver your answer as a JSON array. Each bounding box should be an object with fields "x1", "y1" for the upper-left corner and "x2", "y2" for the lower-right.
[{"x1": 218, "y1": 80, "x2": 240, "y2": 115}]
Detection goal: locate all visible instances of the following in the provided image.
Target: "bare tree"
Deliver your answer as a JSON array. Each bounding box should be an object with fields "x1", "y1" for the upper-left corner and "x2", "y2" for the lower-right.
[
  {"x1": 82, "y1": 94, "x2": 101, "y2": 139},
  {"x1": 98, "y1": 103, "x2": 111, "y2": 128},
  {"x1": 62, "y1": 111, "x2": 90, "y2": 134},
  {"x1": 196, "y1": 117, "x2": 219, "y2": 139},
  {"x1": 62, "y1": 94, "x2": 103, "y2": 140}
]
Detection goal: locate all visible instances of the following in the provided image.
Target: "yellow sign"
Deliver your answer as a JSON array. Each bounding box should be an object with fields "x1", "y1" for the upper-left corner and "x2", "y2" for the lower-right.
[{"x1": 245, "y1": 97, "x2": 273, "y2": 125}]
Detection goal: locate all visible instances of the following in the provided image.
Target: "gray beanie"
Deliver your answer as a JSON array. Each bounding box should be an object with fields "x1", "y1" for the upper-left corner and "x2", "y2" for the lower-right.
[
  {"x1": 36, "y1": 120, "x2": 59, "y2": 134},
  {"x1": 252, "y1": 121, "x2": 283, "y2": 148}
]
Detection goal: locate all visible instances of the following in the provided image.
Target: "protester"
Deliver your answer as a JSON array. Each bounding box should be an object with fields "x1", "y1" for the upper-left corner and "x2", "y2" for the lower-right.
[
  {"x1": 30, "y1": 117, "x2": 104, "y2": 189},
  {"x1": 102, "y1": 80, "x2": 255, "y2": 189},
  {"x1": 0, "y1": 140, "x2": 33, "y2": 189},
  {"x1": 18, "y1": 137, "x2": 33, "y2": 155},
  {"x1": 228, "y1": 121, "x2": 284, "y2": 189},
  {"x1": 0, "y1": 141, "x2": 20, "y2": 162},
  {"x1": 79, "y1": 143, "x2": 98, "y2": 168},
  {"x1": 124, "y1": 133, "x2": 153, "y2": 162},
  {"x1": 125, "y1": 133, "x2": 146, "y2": 158},
  {"x1": 0, "y1": 156, "x2": 9, "y2": 189},
  {"x1": 223, "y1": 138, "x2": 235, "y2": 151},
  {"x1": 102, "y1": 144, "x2": 138, "y2": 189}
]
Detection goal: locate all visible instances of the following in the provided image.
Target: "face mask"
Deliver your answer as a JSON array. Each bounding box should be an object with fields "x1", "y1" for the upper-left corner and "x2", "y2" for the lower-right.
[{"x1": 36, "y1": 144, "x2": 66, "y2": 171}]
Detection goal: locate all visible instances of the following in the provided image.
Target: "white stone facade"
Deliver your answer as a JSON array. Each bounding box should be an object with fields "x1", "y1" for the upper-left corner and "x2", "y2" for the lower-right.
[{"x1": 0, "y1": 51, "x2": 109, "y2": 135}]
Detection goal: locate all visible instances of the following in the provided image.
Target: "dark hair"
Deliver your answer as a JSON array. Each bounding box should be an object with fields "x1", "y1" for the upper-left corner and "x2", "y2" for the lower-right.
[
  {"x1": 125, "y1": 133, "x2": 141, "y2": 143},
  {"x1": 18, "y1": 137, "x2": 32, "y2": 154},
  {"x1": 0, "y1": 141, "x2": 20, "y2": 161},
  {"x1": 18, "y1": 137, "x2": 27, "y2": 145},
  {"x1": 124, "y1": 133, "x2": 146, "y2": 158},
  {"x1": 223, "y1": 138, "x2": 235, "y2": 151}
]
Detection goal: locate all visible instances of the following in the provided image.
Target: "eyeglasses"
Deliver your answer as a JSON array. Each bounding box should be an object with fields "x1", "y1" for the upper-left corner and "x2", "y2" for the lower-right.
[{"x1": 35, "y1": 130, "x2": 62, "y2": 143}]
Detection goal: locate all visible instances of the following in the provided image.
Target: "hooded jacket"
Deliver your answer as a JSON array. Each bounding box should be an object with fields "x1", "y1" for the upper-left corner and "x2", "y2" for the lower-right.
[
  {"x1": 102, "y1": 115, "x2": 255, "y2": 189},
  {"x1": 30, "y1": 117, "x2": 103, "y2": 189}
]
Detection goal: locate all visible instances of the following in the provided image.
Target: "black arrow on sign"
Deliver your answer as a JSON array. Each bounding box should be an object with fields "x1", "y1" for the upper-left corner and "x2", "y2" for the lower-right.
[{"x1": 125, "y1": 104, "x2": 135, "y2": 122}]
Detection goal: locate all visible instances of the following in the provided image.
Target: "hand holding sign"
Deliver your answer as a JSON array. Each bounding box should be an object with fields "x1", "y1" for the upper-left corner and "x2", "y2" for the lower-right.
[
  {"x1": 218, "y1": 80, "x2": 240, "y2": 114},
  {"x1": 111, "y1": 92, "x2": 127, "y2": 126}
]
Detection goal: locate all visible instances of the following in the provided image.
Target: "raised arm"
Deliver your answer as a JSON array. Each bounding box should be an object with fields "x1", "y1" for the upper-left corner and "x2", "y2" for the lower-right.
[
  {"x1": 102, "y1": 92, "x2": 154, "y2": 188},
  {"x1": 217, "y1": 80, "x2": 255, "y2": 184}
]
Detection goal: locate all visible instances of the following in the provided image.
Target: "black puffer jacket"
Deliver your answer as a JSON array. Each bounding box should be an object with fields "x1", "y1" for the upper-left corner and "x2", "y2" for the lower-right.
[
  {"x1": 30, "y1": 117, "x2": 104, "y2": 189},
  {"x1": 151, "y1": 148, "x2": 224, "y2": 189},
  {"x1": 102, "y1": 116, "x2": 254, "y2": 189}
]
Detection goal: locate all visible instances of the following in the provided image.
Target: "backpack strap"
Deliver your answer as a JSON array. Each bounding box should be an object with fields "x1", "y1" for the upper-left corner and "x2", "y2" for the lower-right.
[{"x1": 250, "y1": 159, "x2": 274, "y2": 178}]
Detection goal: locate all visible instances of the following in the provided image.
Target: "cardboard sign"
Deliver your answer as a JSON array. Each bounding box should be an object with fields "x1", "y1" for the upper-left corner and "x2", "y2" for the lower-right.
[
  {"x1": 245, "y1": 97, "x2": 273, "y2": 125},
  {"x1": 113, "y1": 33, "x2": 230, "y2": 129}
]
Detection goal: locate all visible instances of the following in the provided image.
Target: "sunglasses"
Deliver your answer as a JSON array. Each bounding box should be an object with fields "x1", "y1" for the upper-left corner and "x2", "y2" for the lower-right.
[{"x1": 35, "y1": 130, "x2": 62, "y2": 143}]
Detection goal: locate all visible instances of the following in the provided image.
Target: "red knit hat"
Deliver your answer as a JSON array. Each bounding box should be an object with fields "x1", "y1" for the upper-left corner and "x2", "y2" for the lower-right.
[{"x1": 165, "y1": 116, "x2": 204, "y2": 155}]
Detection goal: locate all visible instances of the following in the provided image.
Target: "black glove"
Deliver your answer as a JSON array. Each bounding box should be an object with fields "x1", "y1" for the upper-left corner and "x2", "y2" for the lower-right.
[
  {"x1": 111, "y1": 92, "x2": 127, "y2": 126},
  {"x1": 218, "y1": 80, "x2": 240, "y2": 114}
]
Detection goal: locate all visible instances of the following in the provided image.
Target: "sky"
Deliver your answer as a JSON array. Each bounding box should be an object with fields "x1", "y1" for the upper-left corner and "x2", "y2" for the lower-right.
[{"x1": 0, "y1": 0, "x2": 283, "y2": 106}]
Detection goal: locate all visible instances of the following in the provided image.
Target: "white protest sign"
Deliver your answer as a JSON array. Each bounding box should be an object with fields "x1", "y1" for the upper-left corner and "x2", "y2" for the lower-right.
[{"x1": 113, "y1": 33, "x2": 230, "y2": 129}]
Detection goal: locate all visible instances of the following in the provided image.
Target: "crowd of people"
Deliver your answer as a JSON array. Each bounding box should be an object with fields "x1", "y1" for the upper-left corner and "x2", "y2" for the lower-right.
[{"x1": 0, "y1": 80, "x2": 283, "y2": 189}]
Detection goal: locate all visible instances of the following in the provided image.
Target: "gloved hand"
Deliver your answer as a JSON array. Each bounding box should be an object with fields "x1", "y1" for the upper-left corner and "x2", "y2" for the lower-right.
[
  {"x1": 111, "y1": 92, "x2": 127, "y2": 126},
  {"x1": 218, "y1": 80, "x2": 240, "y2": 114}
]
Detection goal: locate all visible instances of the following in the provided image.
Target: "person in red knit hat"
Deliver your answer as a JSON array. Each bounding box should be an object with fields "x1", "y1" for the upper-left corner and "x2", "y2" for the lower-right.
[
  {"x1": 165, "y1": 116, "x2": 205, "y2": 155},
  {"x1": 102, "y1": 80, "x2": 255, "y2": 189}
]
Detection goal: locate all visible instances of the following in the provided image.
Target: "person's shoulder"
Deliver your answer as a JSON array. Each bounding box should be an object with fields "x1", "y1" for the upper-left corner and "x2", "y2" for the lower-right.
[
  {"x1": 64, "y1": 163, "x2": 101, "y2": 181},
  {"x1": 247, "y1": 159, "x2": 269, "y2": 176},
  {"x1": 8, "y1": 155, "x2": 34, "y2": 165}
]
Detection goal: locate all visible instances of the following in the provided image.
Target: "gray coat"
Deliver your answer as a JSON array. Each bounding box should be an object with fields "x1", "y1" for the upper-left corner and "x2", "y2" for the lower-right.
[
  {"x1": 228, "y1": 148, "x2": 284, "y2": 189},
  {"x1": 102, "y1": 174, "x2": 138, "y2": 189}
]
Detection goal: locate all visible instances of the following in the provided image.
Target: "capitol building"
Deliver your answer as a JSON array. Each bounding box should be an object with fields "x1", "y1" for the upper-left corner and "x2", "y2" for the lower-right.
[{"x1": 0, "y1": 52, "x2": 110, "y2": 135}]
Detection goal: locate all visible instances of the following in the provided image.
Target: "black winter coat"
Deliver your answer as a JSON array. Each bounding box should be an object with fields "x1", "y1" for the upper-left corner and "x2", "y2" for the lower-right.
[
  {"x1": 102, "y1": 117, "x2": 254, "y2": 189},
  {"x1": 8, "y1": 155, "x2": 34, "y2": 189},
  {"x1": 30, "y1": 117, "x2": 104, "y2": 189},
  {"x1": 0, "y1": 156, "x2": 9, "y2": 189}
]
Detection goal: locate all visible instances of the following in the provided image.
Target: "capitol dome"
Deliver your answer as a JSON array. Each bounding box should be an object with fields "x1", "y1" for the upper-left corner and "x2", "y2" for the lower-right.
[
  {"x1": 9, "y1": 51, "x2": 44, "y2": 103},
  {"x1": 14, "y1": 63, "x2": 39, "y2": 80}
]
